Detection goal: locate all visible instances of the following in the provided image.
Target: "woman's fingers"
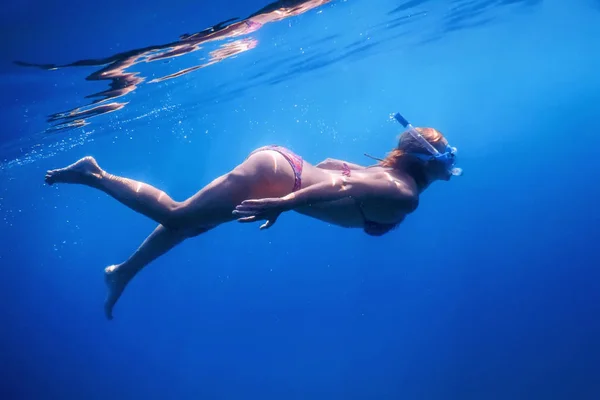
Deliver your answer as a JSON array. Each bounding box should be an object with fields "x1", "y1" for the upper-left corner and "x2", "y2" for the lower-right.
[
  {"x1": 235, "y1": 201, "x2": 278, "y2": 215},
  {"x1": 238, "y1": 198, "x2": 280, "y2": 208},
  {"x1": 235, "y1": 204, "x2": 263, "y2": 213},
  {"x1": 233, "y1": 199, "x2": 282, "y2": 229},
  {"x1": 236, "y1": 216, "x2": 259, "y2": 223},
  {"x1": 259, "y1": 215, "x2": 279, "y2": 230},
  {"x1": 259, "y1": 220, "x2": 273, "y2": 230},
  {"x1": 232, "y1": 209, "x2": 253, "y2": 216}
]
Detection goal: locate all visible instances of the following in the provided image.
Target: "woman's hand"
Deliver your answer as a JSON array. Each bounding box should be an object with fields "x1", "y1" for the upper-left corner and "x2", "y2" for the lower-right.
[{"x1": 232, "y1": 198, "x2": 290, "y2": 230}]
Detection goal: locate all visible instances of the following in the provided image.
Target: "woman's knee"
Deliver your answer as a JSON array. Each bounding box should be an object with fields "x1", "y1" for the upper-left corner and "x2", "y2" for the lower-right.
[
  {"x1": 163, "y1": 168, "x2": 256, "y2": 229},
  {"x1": 162, "y1": 202, "x2": 190, "y2": 229}
]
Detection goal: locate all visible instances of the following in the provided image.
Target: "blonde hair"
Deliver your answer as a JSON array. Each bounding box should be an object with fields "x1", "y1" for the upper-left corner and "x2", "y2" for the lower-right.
[{"x1": 380, "y1": 127, "x2": 446, "y2": 169}]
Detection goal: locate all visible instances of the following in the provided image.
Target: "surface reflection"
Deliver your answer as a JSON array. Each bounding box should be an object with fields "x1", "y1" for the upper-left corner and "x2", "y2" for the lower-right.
[{"x1": 15, "y1": 0, "x2": 332, "y2": 132}]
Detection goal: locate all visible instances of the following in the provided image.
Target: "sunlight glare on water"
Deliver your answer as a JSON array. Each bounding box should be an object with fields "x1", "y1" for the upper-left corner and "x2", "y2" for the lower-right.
[{"x1": 0, "y1": 0, "x2": 560, "y2": 169}]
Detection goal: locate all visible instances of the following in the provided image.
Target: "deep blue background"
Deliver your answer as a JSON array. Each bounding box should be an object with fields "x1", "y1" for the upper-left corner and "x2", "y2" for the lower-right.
[{"x1": 1, "y1": 0, "x2": 600, "y2": 399}]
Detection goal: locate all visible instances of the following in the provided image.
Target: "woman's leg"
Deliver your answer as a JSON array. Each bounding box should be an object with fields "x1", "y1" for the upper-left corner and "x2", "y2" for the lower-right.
[
  {"x1": 45, "y1": 156, "x2": 215, "y2": 228},
  {"x1": 44, "y1": 153, "x2": 284, "y2": 229},
  {"x1": 46, "y1": 151, "x2": 296, "y2": 319},
  {"x1": 104, "y1": 224, "x2": 213, "y2": 320}
]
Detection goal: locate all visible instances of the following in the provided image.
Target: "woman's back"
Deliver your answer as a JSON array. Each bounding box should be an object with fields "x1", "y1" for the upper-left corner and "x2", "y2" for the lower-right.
[{"x1": 297, "y1": 162, "x2": 411, "y2": 228}]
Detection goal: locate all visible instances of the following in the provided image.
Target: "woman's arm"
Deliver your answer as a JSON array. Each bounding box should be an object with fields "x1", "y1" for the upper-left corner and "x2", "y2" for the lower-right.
[
  {"x1": 315, "y1": 158, "x2": 365, "y2": 171},
  {"x1": 233, "y1": 173, "x2": 417, "y2": 229},
  {"x1": 281, "y1": 173, "x2": 417, "y2": 211}
]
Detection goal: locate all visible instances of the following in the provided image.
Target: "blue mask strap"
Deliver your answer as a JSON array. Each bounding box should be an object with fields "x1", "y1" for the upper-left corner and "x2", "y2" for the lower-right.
[
  {"x1": 394, "y1": 112, "x2": 462, "y2": 176},
  {"x1": 393, "y1": 113, "x2": 442, "y2": 157}
]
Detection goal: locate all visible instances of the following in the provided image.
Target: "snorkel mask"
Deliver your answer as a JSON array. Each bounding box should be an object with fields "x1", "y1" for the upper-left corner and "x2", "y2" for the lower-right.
[{"x1": 393, "y1": 112, "x2": 463, "y2": 177}]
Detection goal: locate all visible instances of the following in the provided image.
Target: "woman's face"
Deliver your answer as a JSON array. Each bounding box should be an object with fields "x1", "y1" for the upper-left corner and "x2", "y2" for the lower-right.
[
  {"x1": 425, "y1": 138, "x2": 455, "y2": 181},
  {"x1": 426, "y1": 160, "x2": 453, "y2": 181}
]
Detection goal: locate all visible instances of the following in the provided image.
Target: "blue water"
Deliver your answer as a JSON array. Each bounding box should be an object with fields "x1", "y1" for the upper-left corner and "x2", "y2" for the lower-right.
[{"x1": 1, "y1": 0, "x2": 600, "y2": 398}]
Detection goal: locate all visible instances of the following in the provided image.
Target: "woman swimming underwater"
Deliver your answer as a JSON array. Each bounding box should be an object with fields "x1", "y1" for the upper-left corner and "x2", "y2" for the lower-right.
[{"x1": 45, "y1": 113, "x2": 462, "y2": 319}]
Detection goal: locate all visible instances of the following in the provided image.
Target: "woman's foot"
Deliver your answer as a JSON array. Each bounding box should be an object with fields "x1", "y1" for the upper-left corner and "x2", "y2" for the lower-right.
[
  {"x1": 45, "y1": 156, "x2": 103, "y2": 186},
  {"x1": 104, "y1": 264, "x2": 132, "y2": 320}
]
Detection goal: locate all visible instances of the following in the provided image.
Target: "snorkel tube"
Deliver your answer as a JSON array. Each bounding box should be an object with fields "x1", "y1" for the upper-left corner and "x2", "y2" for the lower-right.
[{"x1": 393, "y1": 112, "x2": 463, "y2": 177}]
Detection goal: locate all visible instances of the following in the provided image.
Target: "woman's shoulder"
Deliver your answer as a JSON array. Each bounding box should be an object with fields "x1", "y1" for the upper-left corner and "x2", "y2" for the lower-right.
[
  {"x1": 359, "y1": 167, "x2": 411, "y2": 185},
  {"x1": 365, "y1": 168, "x2": 419, "y2": 207},
  {"x1": 355, "y1": 165, "x2": 389, "y2": 176}
]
